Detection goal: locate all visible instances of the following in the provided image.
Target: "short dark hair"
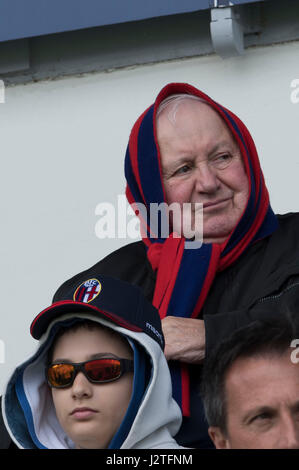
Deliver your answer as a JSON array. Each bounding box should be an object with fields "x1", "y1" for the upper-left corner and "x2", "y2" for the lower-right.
[{"x1": 200, "y1": 312, "x2": 299, "y2": 434}]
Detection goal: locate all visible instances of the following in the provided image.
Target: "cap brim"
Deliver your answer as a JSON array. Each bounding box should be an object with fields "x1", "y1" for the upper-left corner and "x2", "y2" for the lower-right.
[{"x1": 30, "y1": 300, "x2": 142, "y2": 340}]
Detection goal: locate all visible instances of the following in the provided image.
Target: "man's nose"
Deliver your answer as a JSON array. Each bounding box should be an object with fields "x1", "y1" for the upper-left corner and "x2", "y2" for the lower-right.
[
  {"x1": 277, "y1": 417, "x2": 299, "y2": 449},
  {"x1": 194, "y1": 163, "x2": 220, "y2": 194},
  {"x1": 71, "y1": 372, "x2": 93, "y2": 399}
]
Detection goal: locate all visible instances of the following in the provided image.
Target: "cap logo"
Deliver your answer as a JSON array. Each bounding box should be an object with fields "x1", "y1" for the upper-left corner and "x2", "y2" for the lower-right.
[{"x1": 73, "y1": 278, "x2": 102, "y2": 303}]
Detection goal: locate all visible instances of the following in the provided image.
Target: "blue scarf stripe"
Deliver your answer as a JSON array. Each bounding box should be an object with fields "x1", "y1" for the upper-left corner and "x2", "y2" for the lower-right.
[
  {"x1": 125, "y1": 147, "x2": 154, "y2": 240},
  {"x1": 167, "y1": 244, "x2": 213, "y2": 318},
  {"x1": 124, "y1": 147, "x2": 143, "y2": 206},
  {"x1": 170, "y1": 363, "x2": 182, "y2": 408},
  {"x1": 137, "y1": 106, "x2": 165, "y2": 207}
]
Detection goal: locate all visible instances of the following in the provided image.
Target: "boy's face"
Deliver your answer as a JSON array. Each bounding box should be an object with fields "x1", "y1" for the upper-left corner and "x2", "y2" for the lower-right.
[{"x1": 51, "y1": 325, "x2": 134, "y2": 449}]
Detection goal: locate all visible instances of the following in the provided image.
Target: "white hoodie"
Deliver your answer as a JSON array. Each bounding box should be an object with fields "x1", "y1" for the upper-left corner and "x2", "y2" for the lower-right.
[{"x1": 2, "y1": 313, "x2": 183, "y2": 449}]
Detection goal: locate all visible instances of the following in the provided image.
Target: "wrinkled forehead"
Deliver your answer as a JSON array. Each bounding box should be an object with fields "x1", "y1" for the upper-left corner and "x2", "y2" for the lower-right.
[{"x1": 156, "y1": 93, "x2": 238, "y2": 146}]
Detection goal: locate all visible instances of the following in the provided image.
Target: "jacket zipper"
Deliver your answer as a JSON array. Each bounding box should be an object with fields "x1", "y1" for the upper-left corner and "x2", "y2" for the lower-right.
[{"x1": 257, "y1": 281, "x2": 299, "y2": 303}]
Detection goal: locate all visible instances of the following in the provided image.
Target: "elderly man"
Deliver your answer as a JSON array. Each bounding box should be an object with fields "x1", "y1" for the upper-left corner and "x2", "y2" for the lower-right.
[
  {"x1": 201, "y1": 314, "x2": 299, "y2": 449},
  {"x1": 54, "y1": 83, "x2": 299, "y2": 448}
]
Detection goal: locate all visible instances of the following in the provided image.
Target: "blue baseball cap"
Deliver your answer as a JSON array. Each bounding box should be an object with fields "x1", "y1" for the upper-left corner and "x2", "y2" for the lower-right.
[{"x1": 30, "y1": 275, "x2": 164, "y2": 349}]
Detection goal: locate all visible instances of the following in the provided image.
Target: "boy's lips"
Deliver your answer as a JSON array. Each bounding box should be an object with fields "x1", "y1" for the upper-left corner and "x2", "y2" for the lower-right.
[{"x1": 70, "y1": 407, "x2": 98, "y2": 419}]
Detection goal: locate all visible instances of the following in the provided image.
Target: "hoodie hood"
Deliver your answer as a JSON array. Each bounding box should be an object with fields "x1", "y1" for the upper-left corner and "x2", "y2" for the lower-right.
[{"x1": 2, "y1": 313, "x2": 182, "y2": 449}]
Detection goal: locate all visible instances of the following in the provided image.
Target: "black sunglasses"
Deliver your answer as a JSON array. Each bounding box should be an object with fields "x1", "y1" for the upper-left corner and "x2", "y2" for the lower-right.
[{"x1": 46, "y1": 358, "x2": 134, "y2": 389}]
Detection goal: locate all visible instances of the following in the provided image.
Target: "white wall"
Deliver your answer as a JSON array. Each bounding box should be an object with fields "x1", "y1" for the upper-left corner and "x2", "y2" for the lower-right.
[{"x1": 1, "y1": 40, "x2": 299, "y2": 393}]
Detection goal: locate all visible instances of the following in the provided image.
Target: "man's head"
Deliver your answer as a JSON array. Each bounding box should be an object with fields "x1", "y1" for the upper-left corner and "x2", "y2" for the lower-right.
[
  {"x1": 29, "y1": 275, "x2": 167, "y2": 449},
  {"x1": 4, "y1": 275, "x2": 182, "y2": 450},
  {"x1": 47, "y1": 320, "x2": 134, "y2": 449},
  {"x1": 201, "y1": 315, "x2": 299, "y2": 449},
  {"x1": 156, "y1": 94, "x2": 249, "y2": 243}
]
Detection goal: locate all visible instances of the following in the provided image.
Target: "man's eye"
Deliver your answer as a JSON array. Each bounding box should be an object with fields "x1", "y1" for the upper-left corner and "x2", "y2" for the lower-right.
[
  {"x1": 174, "y1": 165, "x2": 191, "y2": 176},
  {"x1": 210, "y1": 154, "x2": 233, "y2": 169},
  {"x1": 219, "y1": 154, "x2": 231, "y2": 160},
  {"x1": 250, "y1": 413, "x2": 272, "y2": 423}
]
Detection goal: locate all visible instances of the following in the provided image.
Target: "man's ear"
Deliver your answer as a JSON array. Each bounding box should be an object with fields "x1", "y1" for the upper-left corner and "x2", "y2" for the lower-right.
[{"x1": 208, "y1": 426, "x2": 230, "y2": 449}]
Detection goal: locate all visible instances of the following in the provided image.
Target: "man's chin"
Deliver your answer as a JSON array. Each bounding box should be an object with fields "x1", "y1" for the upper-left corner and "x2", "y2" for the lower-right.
[
  {"x1": 202, "y1": 228, "x2": 231, "y2": 244},
  {"x1": 203, "y1": 236, "x2": 228, "y2": 244},
  {"x1": 202, "y1": 217, "x2": 235, "y2": 244}
]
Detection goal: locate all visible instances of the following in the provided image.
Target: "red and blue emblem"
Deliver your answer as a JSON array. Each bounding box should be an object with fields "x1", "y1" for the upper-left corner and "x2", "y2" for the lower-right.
[{"x1": 73, "y1": 278, "x2": 102, "y2": 303}]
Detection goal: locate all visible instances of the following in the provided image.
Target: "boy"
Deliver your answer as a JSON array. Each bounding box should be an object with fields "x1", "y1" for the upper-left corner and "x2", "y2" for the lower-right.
[{"x1": 1, "y1": 275, "x2": 182, "y2": 449}]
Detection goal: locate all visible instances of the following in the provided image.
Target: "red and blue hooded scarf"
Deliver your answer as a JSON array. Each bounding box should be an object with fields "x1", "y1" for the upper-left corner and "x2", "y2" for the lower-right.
[{"x1": 125, "y1": 82, "x2": 278, "y2": 417}]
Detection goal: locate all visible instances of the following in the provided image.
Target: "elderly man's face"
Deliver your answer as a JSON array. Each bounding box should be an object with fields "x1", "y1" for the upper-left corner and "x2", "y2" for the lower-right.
[
  {"x1": 157, "y1": 99, "x2": 249, "y2": 243},
  {"x1": 209, "y1": 352, "x2": 299, "y2": 449}
]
